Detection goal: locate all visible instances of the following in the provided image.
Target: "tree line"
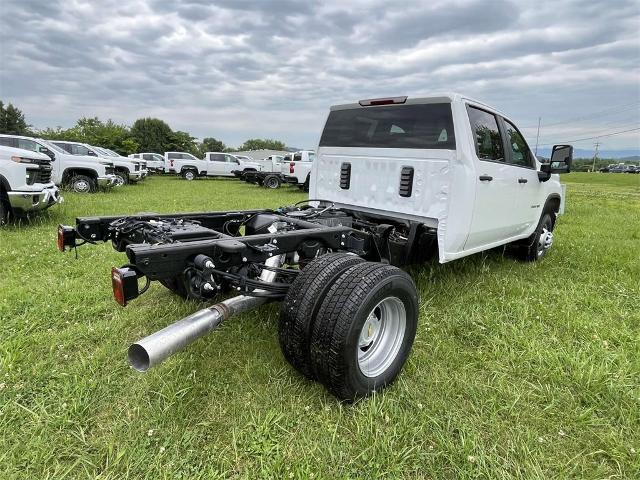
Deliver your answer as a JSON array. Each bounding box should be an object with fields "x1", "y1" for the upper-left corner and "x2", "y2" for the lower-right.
[{"x1": 0, "y1": 101, "x2": 287, "y2": 156}]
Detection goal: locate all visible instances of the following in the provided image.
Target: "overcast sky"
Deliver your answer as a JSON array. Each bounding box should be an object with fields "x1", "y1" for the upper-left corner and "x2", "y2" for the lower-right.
[{"x1": 1, "y1": 0, "x2": 639, "y2": 151}]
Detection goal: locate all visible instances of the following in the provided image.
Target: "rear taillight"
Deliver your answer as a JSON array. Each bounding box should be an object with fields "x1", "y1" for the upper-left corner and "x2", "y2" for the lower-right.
[
  {"x1": 289, "y1": 162, "x2": 295, "y2": 174},
  {"x1": 111, "y1": 267, "x2": 139, "y2": 307},
  {"x1": 57, "y1": 225, "x2": 76, "y2": 252}
]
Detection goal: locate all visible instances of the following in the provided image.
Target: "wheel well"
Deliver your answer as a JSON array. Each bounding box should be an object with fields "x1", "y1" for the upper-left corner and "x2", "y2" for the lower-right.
[
  {"x1": 115, "y1": 167, "x2": 130, "y2": 174},
  {"x1": 63, "y1": 168, "x2": 98, "y2": 183},
  {"x1": 544, "y1": 195, "x2": 561, "y2": 214},
  {"x1": 180, "y1": 166, "x2": 197, "y2": 172},
  {"x1": 0, "y1": 176, "x2": 9, "y2": 206}
]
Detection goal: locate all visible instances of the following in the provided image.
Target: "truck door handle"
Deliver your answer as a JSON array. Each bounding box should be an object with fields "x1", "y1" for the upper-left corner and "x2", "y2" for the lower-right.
[
  {"x1": 479, "y1": 175, "x2": 493, "y2": 182},
  {"x1": 518, "y1": 178, "x2": 528, "y2": 184}
]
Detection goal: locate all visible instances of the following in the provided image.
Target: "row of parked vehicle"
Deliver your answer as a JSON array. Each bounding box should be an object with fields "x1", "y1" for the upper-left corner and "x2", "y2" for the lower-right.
[
  {"x1": 129, "y1": 150, "x2": 316, "y2": 191},
  {"x1": 0, "y1": 135, "x2": 149, "y2": 224},
  {"x1": 598, "y1": 163, "x2": 640, "y2": 173}
]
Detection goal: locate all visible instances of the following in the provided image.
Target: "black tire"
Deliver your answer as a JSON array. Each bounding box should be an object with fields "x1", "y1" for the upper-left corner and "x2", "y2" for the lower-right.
[
  {"x1": 309, "y1": 262, "x2": 418, "y2": 402},
  {"x1": 69, "y1": 174, "x2": 96, "y2": 193},
  {"x1": 182, "y1": 169, "x2": 196, "y2": 181},
  {"x1": 279, "y1": 253, "x2": 365, "y2": 379},
  {"x1": 114, "y1": 171, "x2": 128, "y2": 186},
  {"x1": 263, "y1": 175, "x2": 281, "y2": 189},
  {"x1": 514, "y1": 211, "x2": 556, "y2": 262},
  {"x1": 159, "y1": 276, "x2": 189, "y2": 298},
  {"x1": 0, "y1": 197, "x2": 9, "y2": 226}
]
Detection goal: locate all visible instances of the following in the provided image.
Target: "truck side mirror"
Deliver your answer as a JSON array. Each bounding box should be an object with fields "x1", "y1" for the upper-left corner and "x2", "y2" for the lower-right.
[
  {"x1": 39, "y1": 146, "x2": 55, "y2": 161},
  {"x1": 549, "y1": 144, "x2": 572, "y2": 173},
  {"x1": 539, "y1": 144, "x2": 572, "y2": 181}
]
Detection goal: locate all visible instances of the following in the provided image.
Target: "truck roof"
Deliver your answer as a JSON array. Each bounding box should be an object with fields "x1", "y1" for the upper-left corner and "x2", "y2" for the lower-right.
[
  {"x1": 330, "y1": 92, "x2": 506, "y2": 117},
  {"x1": 0, "y1": 144, "x2": 50, "y2": 160}
]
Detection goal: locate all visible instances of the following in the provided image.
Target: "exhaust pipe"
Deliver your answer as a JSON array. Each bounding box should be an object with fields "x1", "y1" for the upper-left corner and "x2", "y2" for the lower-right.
[{"x1": 128, "y1": 254, "x2": 284, "y2": 372}]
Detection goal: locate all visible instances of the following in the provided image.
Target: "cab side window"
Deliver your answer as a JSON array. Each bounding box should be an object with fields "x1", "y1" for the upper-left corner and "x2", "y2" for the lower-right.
[
  {"x1": 0, "y1": 137, "x2": 17, "y2": 147},
  {"x1": 503, "y1": 119, "x2": 534, "y2": 168},
  {"x1": 17, "y1": 138, "x2": 37, "y2": 152},
  {"x1": 211, "y1": 154, "x2": 225, "y2": 161},
  {"x1": 224, "y1": 155, "x2": 236, "y2": 163},
  {"x1": 467, "y1": 106, "x2": 504, "y2": 162}
]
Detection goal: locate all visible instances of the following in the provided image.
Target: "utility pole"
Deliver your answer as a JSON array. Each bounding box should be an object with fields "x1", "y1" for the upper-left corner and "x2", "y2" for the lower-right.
[
  {"x1": 592, "y1": 141, "x2": 600, "y2": 172},
  {"x1": 534, "y1": 117, "x2": 541, "y2": 155}
]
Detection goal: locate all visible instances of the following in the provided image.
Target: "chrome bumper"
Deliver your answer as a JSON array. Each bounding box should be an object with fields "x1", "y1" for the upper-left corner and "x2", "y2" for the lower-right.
[
  {"x1": 97, "y1": 175, "x2": 117, "y2": 188},
  {"x1": 7, "y1": 185, "x2": 63, "y2": 213}
]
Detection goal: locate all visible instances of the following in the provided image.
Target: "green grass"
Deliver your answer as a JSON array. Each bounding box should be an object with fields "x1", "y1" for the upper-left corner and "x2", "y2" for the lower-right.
[{"x1": 1, "y1": 173, "x2": 638, "y2": 479}]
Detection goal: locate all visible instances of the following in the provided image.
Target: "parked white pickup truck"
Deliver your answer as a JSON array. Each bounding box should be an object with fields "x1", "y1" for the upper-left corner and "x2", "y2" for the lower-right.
[
  {"x1": 164, "y1": 152, "x2": 204, "y2": 177},
  {"x1": 59, "y1": 93, "x2": 571, "y2": 402},
  {"x1": 166, "y1": 152, "x2": 265, "y2": 180},
  {"x1": 0, "y1": 145, "x2": 62, "y2": 224},
  {"x1": 0, "y1": 135, "x2": 117, "y2": 193},
  {"x1": 282, "y1": 150, "x2": 316, "y2": 190},
  {"x1": 52, "y1": 141, "x2": 143, "y2": 186},
  {"x1": 129, "y1": 153, "x2": 164, "y2": 172},
  {"x1": 95, "y1": 147, "x2": 148, "y2": 180}
]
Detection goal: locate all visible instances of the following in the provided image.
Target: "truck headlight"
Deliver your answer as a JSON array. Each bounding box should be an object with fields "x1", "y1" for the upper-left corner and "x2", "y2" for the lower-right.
[{"x1": 11, "y1": 156, "x2": 41, "y2": 164}]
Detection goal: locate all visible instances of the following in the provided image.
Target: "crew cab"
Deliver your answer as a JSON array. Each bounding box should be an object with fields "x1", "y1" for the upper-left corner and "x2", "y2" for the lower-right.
[
  {"x1": 164, "y1": 152, "x2": 206, "y2": 178},
  {"x1": 0, "y1": 135, "x2": 117, "y2": 193},
  {"x1": 1, "y1": 145, "x2": 62, "y2": 224},
  {"x1": 52, "y1": 141, "x2": 142, "y2": 186},
  {"x1": 129, "y1": 153, "x2": 164, "y2": 172},
  {"x1": 204, "y1": 152, "x2": 263, "y2": 178},
  {"x1": 58, "y1": 93, "x2": 571, "y2": 402},
  {"x1": 282, "y1": 150, "x2": 316, "y2": 190}
]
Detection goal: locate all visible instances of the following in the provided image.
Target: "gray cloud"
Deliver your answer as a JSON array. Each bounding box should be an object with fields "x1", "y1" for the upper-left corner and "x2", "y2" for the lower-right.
[{"x1": 0, "y1": 0, "x2": 638, "y2": 150}]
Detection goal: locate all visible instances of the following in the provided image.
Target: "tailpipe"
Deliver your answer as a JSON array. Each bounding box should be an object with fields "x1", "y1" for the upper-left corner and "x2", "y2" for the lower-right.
[
  {"x1": 128, "y1": 253, "x2": 284, "y2": 371},
  {"x1": 128, "y1": 294, "x2": 268, "y2": 371}
]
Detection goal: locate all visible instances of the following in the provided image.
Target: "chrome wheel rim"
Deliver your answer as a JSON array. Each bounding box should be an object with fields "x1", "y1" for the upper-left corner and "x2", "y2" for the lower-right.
[
  {"x1": 185, "y1": 172, "x2": 195, "y2": 180},
  {"x1": 537, "y1": 225, "x2": 553, "y2": 257},
  {"x1": 358, "y1": 297, "x2": 406, "y2": 378},
  {"x1": 73, "y1": 179, "x2": 90, "y2": 193},
  {"x1": 267, "y1": 178, "x2": 278, "y2": 188},
  {"x1": 114, "y1": 175, "x2": 125, "y2": 186}
]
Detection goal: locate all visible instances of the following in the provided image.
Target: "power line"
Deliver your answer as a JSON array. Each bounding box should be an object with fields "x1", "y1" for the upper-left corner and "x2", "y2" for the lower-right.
[
  {"x1": 520, "y1": 101, "x2": 640, "y2": 129},
  {"x1": 528, "y1": 121, "x2": 640, "y2": 145},
  {"x1": 536, "y1": 127, "x2": 640, "y2": 147}
]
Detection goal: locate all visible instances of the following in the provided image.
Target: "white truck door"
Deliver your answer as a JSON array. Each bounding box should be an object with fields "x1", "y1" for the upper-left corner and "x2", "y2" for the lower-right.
[
  {"x1": 223, "y1": 155, "x2": 238, "y2": 176},
  {"x1": 500, "y1": 118, "x2": 542, "y2": 235},
  {"x1": 464, "y1": 106, "x2": 522, "y2": 250},
  {"x1": 207, "y1": 153, "x2": 227, "y2": 175}
]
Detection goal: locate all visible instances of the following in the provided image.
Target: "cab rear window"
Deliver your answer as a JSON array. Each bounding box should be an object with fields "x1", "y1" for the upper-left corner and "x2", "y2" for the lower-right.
[{"x1": 319, "y1": 103, "x2": 455, "y2": 149}]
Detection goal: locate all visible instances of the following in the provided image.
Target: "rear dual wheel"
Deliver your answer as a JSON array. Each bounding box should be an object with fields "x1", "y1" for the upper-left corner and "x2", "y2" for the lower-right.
[
  {"x1": 264, "y1": 175, "x2": 281, "y2": 189},
  {"x1": 279, "y1": 254, "x2": 418, "y2": 402}
]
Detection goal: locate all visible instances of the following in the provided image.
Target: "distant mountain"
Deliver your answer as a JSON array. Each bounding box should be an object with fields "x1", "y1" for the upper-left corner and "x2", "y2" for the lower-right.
[{"x1": 536, "y1": 147, "x2": 640, "y2": 160}]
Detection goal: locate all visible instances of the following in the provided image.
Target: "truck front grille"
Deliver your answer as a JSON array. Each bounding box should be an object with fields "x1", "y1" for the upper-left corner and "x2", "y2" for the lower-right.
[
  {"x1": 134, "y1": 163, "x2": 140, "y2": 171},
  {"x1": 27, "y1": 166, "x2": 53, "y2": 185}
]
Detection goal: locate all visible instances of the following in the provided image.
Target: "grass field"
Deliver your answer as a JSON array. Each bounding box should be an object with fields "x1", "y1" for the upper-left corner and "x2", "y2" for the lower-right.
[{"x1": 1, "y1": 173, "x2": 638, "y2": 479}]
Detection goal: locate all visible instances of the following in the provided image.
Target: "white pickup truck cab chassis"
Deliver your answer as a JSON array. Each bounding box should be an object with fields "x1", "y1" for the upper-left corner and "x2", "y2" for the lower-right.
[{"x1": 58, "y1": 93, "x2": 571, "y2": 402}]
